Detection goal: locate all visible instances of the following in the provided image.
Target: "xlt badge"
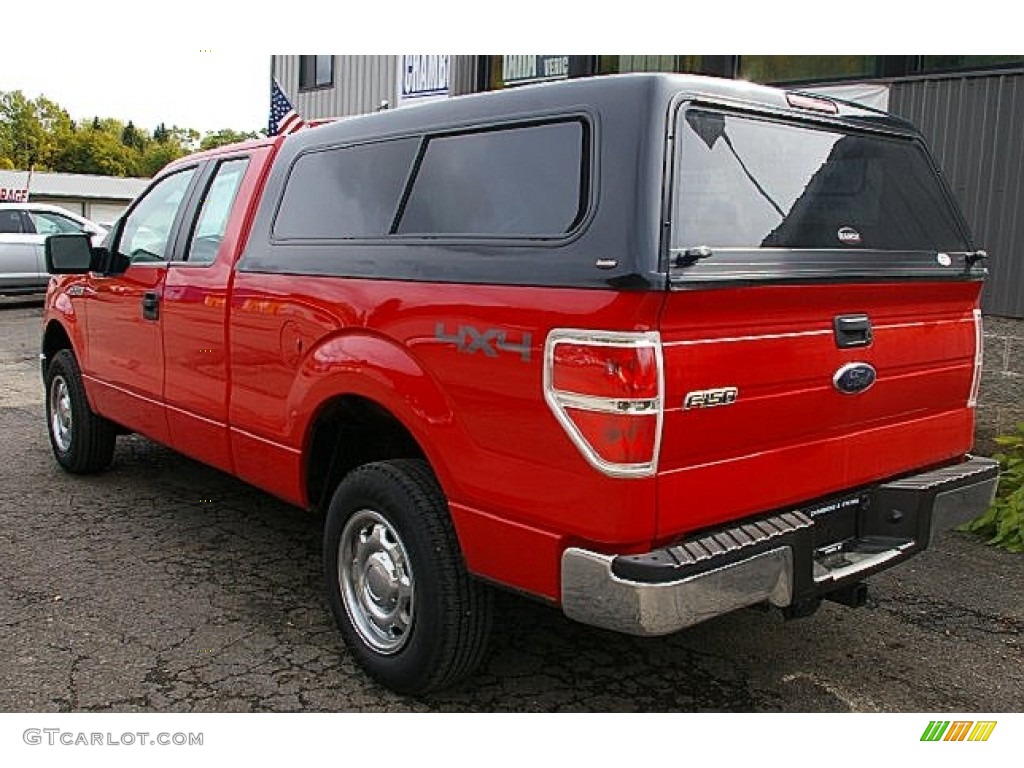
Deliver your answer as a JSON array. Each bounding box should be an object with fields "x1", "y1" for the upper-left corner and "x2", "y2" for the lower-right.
[{"x1": 684, "y1": 387, "x2": 739, "y2": 410}]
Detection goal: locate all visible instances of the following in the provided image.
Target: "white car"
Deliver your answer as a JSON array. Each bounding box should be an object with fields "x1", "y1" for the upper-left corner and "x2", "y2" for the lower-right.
[{"x1": 0, "y1": 203, "x2": 107, "y2": 295}]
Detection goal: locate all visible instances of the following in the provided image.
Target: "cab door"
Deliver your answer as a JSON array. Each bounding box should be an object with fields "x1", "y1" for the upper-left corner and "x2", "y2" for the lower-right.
[
  {"x1": 84, "y1": 166, "x2": 201, "y2": 443},
  {"x1": 161, "y1": 153, "x2": 263, "y2": 473},
  {"x1": 0, "y1": 209, "x2": 46, "y2": 292}
]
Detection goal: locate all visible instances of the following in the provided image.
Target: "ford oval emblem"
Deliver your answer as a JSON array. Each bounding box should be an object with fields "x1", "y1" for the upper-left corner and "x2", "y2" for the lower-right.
[{"x1": 833, "y1": 362, "x2": 877, "y2": 394}]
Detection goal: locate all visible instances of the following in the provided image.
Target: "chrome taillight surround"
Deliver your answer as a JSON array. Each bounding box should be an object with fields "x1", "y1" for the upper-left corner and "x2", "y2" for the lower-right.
[
  {"x1": 543, "y1": 329, "x2": 664, "y2": 478},
  {"x1": 968, "y1": 308, "x2": 983, "y2": 408}
]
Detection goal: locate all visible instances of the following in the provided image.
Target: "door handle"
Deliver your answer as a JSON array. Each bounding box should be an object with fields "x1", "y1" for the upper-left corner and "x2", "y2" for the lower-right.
[
  {"x1": 142, "y1": 291, "x2": 160, "y2": 321},
  {"x1": 833, "y1": 314, "x2": 872, "y2": 348}
]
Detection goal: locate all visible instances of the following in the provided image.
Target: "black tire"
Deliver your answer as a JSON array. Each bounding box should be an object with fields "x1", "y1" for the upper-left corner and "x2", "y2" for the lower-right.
[
  {"x1": 323, "y1": 459, "x2": 492, "y2": 694},
  {"x1": 45, "y1": 349, "x2": 116, "y2": 474}
]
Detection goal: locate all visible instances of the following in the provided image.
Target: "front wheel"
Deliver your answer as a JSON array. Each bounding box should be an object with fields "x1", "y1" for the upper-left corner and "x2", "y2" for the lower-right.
[
  {"x1": 45, "y1": 349, "x2": 116, "y2": 474},
  {"x1": 323, "y1": 459, "x2": 492, "y2": 694}
]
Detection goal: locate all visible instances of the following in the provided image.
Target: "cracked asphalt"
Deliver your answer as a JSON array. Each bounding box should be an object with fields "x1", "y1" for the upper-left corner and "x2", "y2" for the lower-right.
[{"x1": 1, "y1": 300, "x2": 1021, "y2": 712}]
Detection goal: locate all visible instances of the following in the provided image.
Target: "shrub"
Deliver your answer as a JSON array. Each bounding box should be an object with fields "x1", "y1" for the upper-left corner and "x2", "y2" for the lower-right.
[{"x1": 962, "y1": 422, "x2": 1024, "y2": 552}]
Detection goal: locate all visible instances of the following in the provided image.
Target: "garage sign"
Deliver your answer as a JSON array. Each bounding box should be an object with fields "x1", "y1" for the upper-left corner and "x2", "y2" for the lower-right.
[{"x1": 0, "y1": 187, "x2": 28, "y2": 202}]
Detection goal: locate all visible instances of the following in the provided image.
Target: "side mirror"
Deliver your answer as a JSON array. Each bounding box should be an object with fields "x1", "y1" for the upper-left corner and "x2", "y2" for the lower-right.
[{"x1": 45, "y1": 233, "x2": 103, "y2": 274}]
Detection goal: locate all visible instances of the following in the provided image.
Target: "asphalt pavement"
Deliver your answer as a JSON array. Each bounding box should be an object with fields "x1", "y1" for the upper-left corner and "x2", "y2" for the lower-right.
[{"x1": 1, "y1": 300, "x2": 1021, "y2": 711}]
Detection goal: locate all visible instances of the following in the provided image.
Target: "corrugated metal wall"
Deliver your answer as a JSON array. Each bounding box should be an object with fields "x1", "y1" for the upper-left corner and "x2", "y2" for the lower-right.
[
  {"x1": 449, "y1": 56, "x2": 479, "y2": 96},
  {"x1": 272, "y1": 56, "x2": 399, "y2": 118},
  {"x1": 618, "y1": 55, "x2": 679, "y2": 72},
  {"x1": 890, "y1": 71, "x2": 1024, "y2": 318}
]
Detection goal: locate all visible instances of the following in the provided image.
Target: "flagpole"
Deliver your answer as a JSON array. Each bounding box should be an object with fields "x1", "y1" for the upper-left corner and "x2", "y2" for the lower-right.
[
  {"x1": 25, "y1": 159, "x2": 34, "y2": 203},
  {"x1": 269, "y1": 55, "x2": 275, "y2": 137}
]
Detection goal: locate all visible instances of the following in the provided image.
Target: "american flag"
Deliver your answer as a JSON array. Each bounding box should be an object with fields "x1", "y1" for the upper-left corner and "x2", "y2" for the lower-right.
[{"x1": 269, "y1": 79, "x2": 304, "y2": 136}]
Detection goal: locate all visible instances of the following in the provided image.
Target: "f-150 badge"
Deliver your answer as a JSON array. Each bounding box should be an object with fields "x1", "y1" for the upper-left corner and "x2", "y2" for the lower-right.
[{"x1": 684, "y1": 387, "x2": 739, "y2": 409}]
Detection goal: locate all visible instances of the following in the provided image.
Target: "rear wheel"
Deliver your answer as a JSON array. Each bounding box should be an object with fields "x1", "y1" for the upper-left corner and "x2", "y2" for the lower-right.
[
  {"x1": 324, "y1": 459, "x2": 492, "y2": 694},
  {"x1": 45, "y1": 349, "x2": 116, "y2": 473}
]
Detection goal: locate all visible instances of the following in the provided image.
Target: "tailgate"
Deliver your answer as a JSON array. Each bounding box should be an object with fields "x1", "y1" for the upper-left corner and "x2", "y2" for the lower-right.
[
  {"x1": 655, "y1": 281, "x2": 980, "y2": 538},
  {"x1": 656, "y1": 101, "x2": 984, "y2": 539}
]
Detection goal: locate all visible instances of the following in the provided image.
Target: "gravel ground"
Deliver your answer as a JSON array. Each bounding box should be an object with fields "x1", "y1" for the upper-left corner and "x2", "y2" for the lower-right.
[{"x1": 1, "y1": 300, "x2": 1021, "y2": 712}]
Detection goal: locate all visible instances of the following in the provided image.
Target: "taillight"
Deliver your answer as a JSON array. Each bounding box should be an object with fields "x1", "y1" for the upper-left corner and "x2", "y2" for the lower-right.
[
  {"x1": 544, "y1": 329, "x2": 663, "y2": 477},
  {"x1": 968, "y1": 308, "x2": 983, "y2": 408}
]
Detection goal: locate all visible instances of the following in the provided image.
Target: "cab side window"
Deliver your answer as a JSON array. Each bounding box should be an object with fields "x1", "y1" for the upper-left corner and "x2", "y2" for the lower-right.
[
  {"x1": 0, "y1": 210, "x2": 25, "y2": 233},
  {"x1": 29, "y1": 211, "x2": 86, "y2": 235},
  {"x1": 118, "y1": 169, "x2": 197, "y2": 264},
  {"x1": 185, "y1": 158, "x2": 249, "y2": 264}
]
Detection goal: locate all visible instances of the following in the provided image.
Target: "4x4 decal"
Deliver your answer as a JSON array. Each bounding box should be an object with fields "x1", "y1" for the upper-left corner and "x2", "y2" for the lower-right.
[{"x1": 435, "y1": 323, "x2": 533, "y2": 362}]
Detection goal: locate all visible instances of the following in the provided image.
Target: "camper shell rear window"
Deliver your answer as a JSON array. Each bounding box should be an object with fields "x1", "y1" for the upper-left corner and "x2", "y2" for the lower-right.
[{"x1": 672, "y1": 108, "x2": 971, "y2": 254}]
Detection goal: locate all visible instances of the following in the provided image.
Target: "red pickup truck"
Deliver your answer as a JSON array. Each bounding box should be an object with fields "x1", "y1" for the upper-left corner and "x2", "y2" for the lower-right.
[{"x1": 41, "y1": 74, "x2": 998, "y2": 694}]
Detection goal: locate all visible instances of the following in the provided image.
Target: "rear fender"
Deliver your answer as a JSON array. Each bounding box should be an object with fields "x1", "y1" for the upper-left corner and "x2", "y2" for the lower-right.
[{"x1": 290, "y1": 331, "x2": 465, "y2": 500}]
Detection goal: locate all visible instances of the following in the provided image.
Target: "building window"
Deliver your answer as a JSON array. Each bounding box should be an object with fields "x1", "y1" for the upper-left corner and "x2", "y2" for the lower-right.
[
  {"x1": 600, "y1": 55, "x2": 700, "y2": 74},
  {"x1": 597, "y1": 56, "x2": 734, "y2": 79},
  {"x1": 738, "y1": 56, "x2": 879, "y2": 85},
  {"x1": 487, "y1": 56, "x2": 574, "y2": 90},
  {"x1": 299, "y1": 55, "x2": 334, "y2": 90},
  {"x1": 918, "y1": 55, "x2": 1023, "y2": 74}
]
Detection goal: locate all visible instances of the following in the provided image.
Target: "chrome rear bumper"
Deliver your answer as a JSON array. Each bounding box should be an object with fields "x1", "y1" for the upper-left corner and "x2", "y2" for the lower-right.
[{"x1": 561, "y1": 456, "x2": 999, "y2": 636}]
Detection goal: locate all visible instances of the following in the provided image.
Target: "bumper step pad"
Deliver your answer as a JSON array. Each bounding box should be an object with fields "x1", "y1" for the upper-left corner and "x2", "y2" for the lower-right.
[{"x1": 561, "y1": 456, "x2": 999, "y2": 636}]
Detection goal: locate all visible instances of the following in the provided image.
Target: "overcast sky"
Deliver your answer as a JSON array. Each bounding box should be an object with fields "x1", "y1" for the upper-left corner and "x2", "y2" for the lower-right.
[
  {"x1": 1, "y1": 1, "x2": 1013, "y2": 137},
  {"x1": 0, "y1": 52, "x2": 270, "y2": 135}
]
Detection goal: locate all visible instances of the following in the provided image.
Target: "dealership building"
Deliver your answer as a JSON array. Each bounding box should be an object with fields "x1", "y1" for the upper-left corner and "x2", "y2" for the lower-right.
[{"x1": 271, "y1": 55, "x2": 1024, "y2": 445}]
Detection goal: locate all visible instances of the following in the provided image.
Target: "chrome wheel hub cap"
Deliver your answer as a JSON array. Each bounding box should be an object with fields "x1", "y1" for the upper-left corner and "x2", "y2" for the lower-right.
[
  {"x1": 49, "y1": 375, "x2": 72, "y2": 453},
  {"x1": 338, "y1": 510, "x2": 414, "y2": 654}
]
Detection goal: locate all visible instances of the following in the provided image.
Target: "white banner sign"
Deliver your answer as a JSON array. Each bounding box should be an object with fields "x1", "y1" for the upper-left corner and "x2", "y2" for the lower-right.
[
  {"x1": 399, "y1": 55, "x2": 450, "y2": 105},
  {"x1": 503, "y1": 55, "x2": 570, "y2": 86}
]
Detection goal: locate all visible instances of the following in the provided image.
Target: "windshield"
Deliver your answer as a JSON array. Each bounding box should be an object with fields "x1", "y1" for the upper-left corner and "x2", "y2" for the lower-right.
[{"x1": 672, "y1": 109, "x2": 971, "y2": 253}]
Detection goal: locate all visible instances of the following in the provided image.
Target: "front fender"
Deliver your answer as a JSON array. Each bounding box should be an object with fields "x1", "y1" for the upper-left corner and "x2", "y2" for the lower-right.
[{"x1": 42, "y1": 277, "x2": 89, "y2": 373}]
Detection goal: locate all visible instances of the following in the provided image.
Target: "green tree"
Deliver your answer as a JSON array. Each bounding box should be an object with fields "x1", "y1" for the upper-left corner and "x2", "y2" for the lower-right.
[
  {"x1": 121, "y1": 120, "x2": 145, "y2": 151},
  {"x1": 33, "y1": 96, "x2": 75, "y2": 169},
  {"x1": 0, "y1": 91, "x2": 46, "y2": 169},
  {"x1": 167, "y1": 126, "x2": 200, "y2": 152},
  {"x1": 1, "y1": 89, "x2": 255, "y2": 178},
  {"x1": 139, "y1": 141, "x2": 186, "y2": 176},
  {"x1": 199, "y1": 128, "x2": 259, "y2": 151},
  {"x1": 50, "y1": 116, "x2": 138, "y2": 176}
]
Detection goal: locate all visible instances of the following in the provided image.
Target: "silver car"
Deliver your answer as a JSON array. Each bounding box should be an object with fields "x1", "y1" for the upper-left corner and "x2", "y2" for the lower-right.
[{"x1": 0, "y1": 203, "x2": 107, "y2": 295}]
